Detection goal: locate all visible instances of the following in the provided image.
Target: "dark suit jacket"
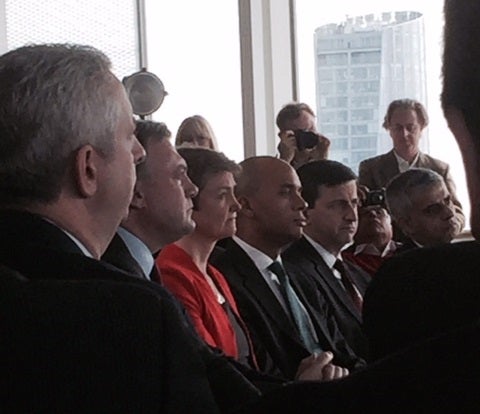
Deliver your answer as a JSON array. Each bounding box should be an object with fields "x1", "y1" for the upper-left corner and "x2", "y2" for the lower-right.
[
  {"x1": 212, "y1": 238, "x2": 363, "y2": 379},
  {"x1": 358, "y1": 150, "x2": 465, "y2": 237},
  {"x1": 236, "y1": 319, "x2": 480, "y2": 414},
  {"x1": 363, "y1": 241, "x2": 480, "y2": 361},
  {"x1": 0, "y1": 209, "x2": 261, "y2": 413},
  {"x1": 283, "y1": 237, "x2": 370, "y2": 359},
  {"x1": 0, "y1": 264, "x2": 207, "y2": 413}
]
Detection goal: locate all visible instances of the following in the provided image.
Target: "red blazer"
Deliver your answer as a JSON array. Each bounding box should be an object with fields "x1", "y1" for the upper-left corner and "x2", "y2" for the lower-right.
[{"x1": 157, "y1": 243, "x2": 250, "y2": 361}]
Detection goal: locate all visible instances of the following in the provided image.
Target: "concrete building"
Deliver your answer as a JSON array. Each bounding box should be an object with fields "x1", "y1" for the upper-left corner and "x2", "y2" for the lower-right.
[{"x1": 314, "y1": 11, "x2": 427, "y2": 172}]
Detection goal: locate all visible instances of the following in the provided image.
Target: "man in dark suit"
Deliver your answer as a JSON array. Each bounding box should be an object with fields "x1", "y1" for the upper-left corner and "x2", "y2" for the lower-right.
[
  {"x1": 213, "y1": 156, "x2": 363, "y2": 379},
  {"x1": 0, "y1": 43, "x2": 262, "y2": 412},
  {"x1": 102, "y1": 121, "x2": 346, "y2": 384},
  {"x1": 358, "y1": 98, "x2": 465, "y2": 240},
  {"x1": 0, "y1": 265, "x2": 226, "y2": 413},
  {"x1": 102, "y1": 120, "x2": 199, "y2": 282},
  {"x1": 283, "y1": 160, "x2": 370, "y2": 359}
]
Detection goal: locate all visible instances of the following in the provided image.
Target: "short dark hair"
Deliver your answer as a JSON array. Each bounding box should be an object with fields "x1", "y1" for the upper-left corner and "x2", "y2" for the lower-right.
[
  {"x1": 297, "y1": 160, "x2": 357, "y2": 208},
  {"x1": 177, "y1": 147, "x2": 240, "y2": 209},
  {"x1": 134, "y1": 120, "x2": 171, "y2": 178},
  {"x1": 276, "y1": 102, "x2": 315, "y2": 131},
  {"x1": 382, "y1": 99, "x2": 429, "y2": 130}
]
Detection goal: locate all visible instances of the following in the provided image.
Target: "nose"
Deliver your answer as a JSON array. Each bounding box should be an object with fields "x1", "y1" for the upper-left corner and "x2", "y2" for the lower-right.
[
  {"x1": 229, "y1": 194, "x2": 241, "y2": 212},
  {"x1": 133, "y1": 136, "x2": 146, "y2": 165},
  {"x1": 293, "y1": 192, "x2": 308, "y2": 211},
  {"x1": 345, "y1": 203, "x2": 357, "y2": 222},
  {"x1": 442, "y1": 203, "x2": 455, "y2": 220},
  {"x1": 184, "y1": 176, "x2": 198, "y2": 198}
]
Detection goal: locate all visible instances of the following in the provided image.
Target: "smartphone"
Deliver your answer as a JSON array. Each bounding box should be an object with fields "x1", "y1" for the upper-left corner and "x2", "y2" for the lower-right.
[{"x1": 294, "y1": 130, "x2": 318, "y2": 151}]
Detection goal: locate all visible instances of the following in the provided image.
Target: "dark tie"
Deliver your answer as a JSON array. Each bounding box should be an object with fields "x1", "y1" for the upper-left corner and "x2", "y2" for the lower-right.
[
  {"x1": 268, "y1": 261, "x2": 320, "y2": 353},
  {"x1": 333, "y1": 259, "x2": 363, "y2": 312}
]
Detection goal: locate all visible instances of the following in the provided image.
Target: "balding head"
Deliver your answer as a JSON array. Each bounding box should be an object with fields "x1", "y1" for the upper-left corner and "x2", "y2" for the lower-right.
[
  {"x1": 236, "y1": 156, "x2": 286, "y2": 198},
  {"x1": 235, "y1": 156, "x2": 307, "y2": 258}
]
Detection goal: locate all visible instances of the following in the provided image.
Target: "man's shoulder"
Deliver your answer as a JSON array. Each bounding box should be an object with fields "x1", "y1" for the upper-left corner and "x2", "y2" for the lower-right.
[
  {"x1": 283, "y1": 237, "x2": 323, "y2": 266},
  {"x1": 418, "y1": 152, "x2": 449, "y2": 172},
  {"x1": 359, "y1": 151, "x2": 392, "y2": 168},
  {"x1": 211, "y1": 238, "x2": 246, "y2": 267}
]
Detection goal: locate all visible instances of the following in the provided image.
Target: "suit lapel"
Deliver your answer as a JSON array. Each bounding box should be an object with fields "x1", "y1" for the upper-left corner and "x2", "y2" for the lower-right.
[
  {"x1": 378, "y1": 151, "x2": 400, "y2": 187},
  {"x1": 288, "y1": 271, "x2": 336, "y2": 349},
  {"x1": 345, "y1": 262, "x2": 370, "y2": 296},
  {"x1": 102, "y1": 233, "x2": 146, "y2": 280},
  {"x1": 226, "y1": 241, "x2": 301, "y2": 343},
  {"x1": 294, "y1": 238, "x2": 362, "y2": 322}
]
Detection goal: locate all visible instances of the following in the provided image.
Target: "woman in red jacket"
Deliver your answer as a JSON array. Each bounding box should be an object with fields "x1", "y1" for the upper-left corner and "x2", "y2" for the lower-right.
[{"x1": 157, "y1": 147, "x2": 257, "y2": 369}]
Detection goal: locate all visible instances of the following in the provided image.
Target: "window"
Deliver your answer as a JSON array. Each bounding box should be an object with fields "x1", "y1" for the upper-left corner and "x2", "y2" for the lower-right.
[
  {"x1": 3, "y1": 0, "x2": 137, "y2": 78},
  {"x1": 295, "y1": 0, "x2": 470, "y2": 222},
  {"x1": 144, "y1": 1, "x2": 243, "y2": 162}
]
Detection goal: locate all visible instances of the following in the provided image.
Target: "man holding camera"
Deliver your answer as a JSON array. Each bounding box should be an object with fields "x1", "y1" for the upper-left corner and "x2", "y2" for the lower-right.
[
  {"x1": 282, "y1": 160, "x2": 371, "y2": 359},
  {"x1": 342, "y1": 188, "x2": 400, "y2": 277},
  {"x1": 276, "y1": 102, "x2": 330, "y2": 169}
]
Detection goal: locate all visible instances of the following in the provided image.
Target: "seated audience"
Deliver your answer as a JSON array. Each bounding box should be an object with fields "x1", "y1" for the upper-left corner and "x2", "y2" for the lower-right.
[
  {"x1": 212, "y1": 156, "x2": 362, "y2": 379},
  {"x1": 0, "y1": 43, "x2": 260, "y2": 412},
  {"x1": 102, "y1": 119, "x2": 342, "y2": 385},
  {"x1": 283, "y1": 160, "x2": 370, "y2": 359},
  {"x1": 276, "y1": 102, "x2": 330, "y2": 169},
  {"x1": 358, "y1": 98, "x2": 464, "y2": 241},
  {"x1": 342, "y1": 192, "x2": 400, "y2": 276},
  {"x1": 157, "y1": 147, "x2": 257, "y2": 368},
  {"x1": 385, "y1": 168, "x2": 458, "y2": 251},
  {"x1": 175, "y1": 114, "x2": 219, "y2": 150}
]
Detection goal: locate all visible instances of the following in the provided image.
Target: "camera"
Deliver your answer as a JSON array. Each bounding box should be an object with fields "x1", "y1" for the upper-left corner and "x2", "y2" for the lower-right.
[
  {"x1": 364, "y1": 189, "x2": 386, "y2": 207},
  {"x1": 294, "y1": 130, "x2": 318, "y2": 151}
]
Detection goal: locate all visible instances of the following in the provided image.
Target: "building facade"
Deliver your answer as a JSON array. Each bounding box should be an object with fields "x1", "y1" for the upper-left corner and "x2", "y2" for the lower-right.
[{"x1": 314, "y1": 11, "x2": 427, "y2": 172}]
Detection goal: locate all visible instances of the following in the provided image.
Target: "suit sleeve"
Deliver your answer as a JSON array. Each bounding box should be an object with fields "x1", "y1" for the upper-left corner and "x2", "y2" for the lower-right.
[{"x1": 358, "y1": 159, "x2": 375, "y2": 190}]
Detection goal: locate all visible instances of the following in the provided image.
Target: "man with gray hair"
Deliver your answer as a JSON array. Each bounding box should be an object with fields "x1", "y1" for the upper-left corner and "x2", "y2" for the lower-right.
[{"x1": 385, "y1": 168, "x2": 459, "y2": 250}]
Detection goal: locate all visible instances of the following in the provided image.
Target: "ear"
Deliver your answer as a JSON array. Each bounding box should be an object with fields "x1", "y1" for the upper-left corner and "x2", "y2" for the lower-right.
[
  {"x1": 74, "y1": 145, "x2": 98, "y2": 198},
  {"x1": 129, "y1": 181, "x2": 146, "y2": 210},
  {"x1": 237, "y1": 195, "x2": 254, "y2": 218}
]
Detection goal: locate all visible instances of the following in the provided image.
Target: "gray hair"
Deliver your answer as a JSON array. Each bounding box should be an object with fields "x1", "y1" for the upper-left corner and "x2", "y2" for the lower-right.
[
  {"x1": 0, "y1": 43, "x2": 122, "y2": 206},
  {"x1": 386, "y1": 168, "x2": 444, "y2": 221}
]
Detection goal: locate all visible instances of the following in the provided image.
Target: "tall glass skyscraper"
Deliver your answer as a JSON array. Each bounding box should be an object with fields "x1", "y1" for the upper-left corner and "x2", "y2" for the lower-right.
[{"x1": 314, "y1": 11, "x2": 427, "y2": 172}]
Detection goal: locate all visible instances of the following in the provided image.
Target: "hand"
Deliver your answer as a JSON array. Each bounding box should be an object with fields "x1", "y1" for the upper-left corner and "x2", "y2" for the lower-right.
[
  {"x1": 295, "y1": 351, "x2": 349, "y2": 381},
  {"x1": 278, "y1": 131, "x2": 330, "y2": 167},
  {"x1": 277, "y1": 130, "x2": 298, "y2": 164},
  {"x1": 309, "y1": 133, "x2": 330, "y2": 161},
  {"x1": 292, "y1": 133, "x2": 331, "y2": 168},
  {"x1": 357, "y1": 184, "x2": 370, "y2": 207}
]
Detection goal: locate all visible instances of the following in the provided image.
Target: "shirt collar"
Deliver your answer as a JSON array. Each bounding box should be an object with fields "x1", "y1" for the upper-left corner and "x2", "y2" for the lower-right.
[
  {"x1": 354, "y1": 240, "x2": 398, "y2": 257},
  {"x1": 303, "y1": 234, "x2": 340, "y2": 270},
  {"x1": 42, "y1": 217, "x2": 94, "y2": 258},
  {"x1": 117, "y1": 227, "x2": 154, "y2": 278},
  {"x1": 393, "y1": 150, "x2": 420, "y2": 173},
  {"x1": 232, "y1": 235, "x2": 282, "y2": 272}
]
